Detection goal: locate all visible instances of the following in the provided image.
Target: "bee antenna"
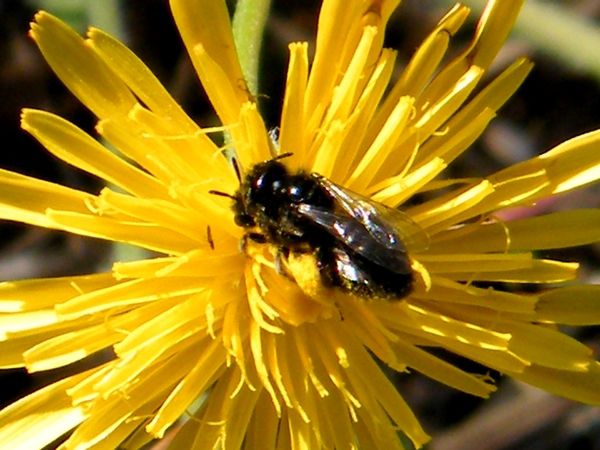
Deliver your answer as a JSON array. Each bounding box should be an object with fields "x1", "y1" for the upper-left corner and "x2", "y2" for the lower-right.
[
  {"x1": 208, "y1": 190, "x2": 236, "y2": 200},
  {"x1": 231, "y1": 157, "x2": 242, "y2": 182},
  {"x1": 274, "y1": 152, "x2": 293, "y2": 161}
]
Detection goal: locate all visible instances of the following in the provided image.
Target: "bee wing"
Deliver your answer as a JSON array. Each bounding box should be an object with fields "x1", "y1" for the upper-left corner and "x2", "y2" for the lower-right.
[
  {"x1": 296, "y1": 204, "x2": 412, "y2": 274},
  {"x1": 312, "y1": 175, "x2": 429, "y2": 252},
  {"x1": 329, "y1": 245, "x2": 372, "y2": 285}
]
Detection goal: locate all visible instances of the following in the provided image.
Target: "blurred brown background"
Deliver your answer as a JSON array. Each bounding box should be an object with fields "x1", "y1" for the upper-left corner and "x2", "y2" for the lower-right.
[{"x1": 0, "y1": 0, "x2": 599, "y2": 448}]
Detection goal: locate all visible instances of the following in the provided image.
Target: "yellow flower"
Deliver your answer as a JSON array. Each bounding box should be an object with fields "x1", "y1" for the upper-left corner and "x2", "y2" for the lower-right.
[{"x1": 1, "y1": 0, "x2": 600, "y2": 449}]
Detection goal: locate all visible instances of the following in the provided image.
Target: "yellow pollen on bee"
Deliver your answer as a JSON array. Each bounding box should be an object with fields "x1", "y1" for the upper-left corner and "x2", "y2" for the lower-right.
[{"x1": 284, "y1": 252, "x2": 335, "y2": 307}]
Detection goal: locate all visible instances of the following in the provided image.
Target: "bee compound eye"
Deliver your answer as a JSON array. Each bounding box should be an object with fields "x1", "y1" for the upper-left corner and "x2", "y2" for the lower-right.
[
  {"x1": 288, "y1": 176, "x2": 314, "y2": 203},
  {"x1": 234, "y1": 212, "x2": 254, "y2": 227},
  {"x1": 251, "y1": 163, "x2": 287, "y2": 202},
  {"x1": 288, "y1": 184, "x2": 304, "y2": 202}
]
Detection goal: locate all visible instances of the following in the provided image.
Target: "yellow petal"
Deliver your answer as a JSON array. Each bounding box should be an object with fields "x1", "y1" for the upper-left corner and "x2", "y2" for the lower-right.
[
  {"x1": 536, "y1": 285, "x2": 600, "y2": 325},
  {"x1": 0, "y1": 273, "x2": 116, "y2": 313},
  {"x1": 409, "y1": 179, "x2": 494, "y2": 230},
  {"x1": 247, "y1": 392, "x2": 280, "y2": 447},
  {"x1": 387, "y1": 4, "x2": 470, "y2": 99},
  {"x1": 87, "y1": 27, "x2": 198, "y2": 131},
  {"x1": 22, "y1": 328, "x2": 114, "y2": 373},
  {"x1": 96, "y1": 188, "x2": 209, "y2": 245},
  {"x1": 0, "y1": 371, "x2": 87, "y2": 450},
  {"x1": 97, "y1": 118, "x2": 177, "y2": 184},
  {"x1": 347, "y1": 96, "x2": 414, "y2": 190},
  {"x1": 444, "y1": 301, "x2": 596, "y2": 371},
  {"x1": 420, "y1": 0, "x2": 524, "y2": 103},
  {"x1": 371, "y1": 65, "x2": 485, "y2": 191},
  {"x1": 415, "y1": 57, "x2": 533, "y2": 169},
  {"x1": 542, "y1": 130, "x2": 600, "y2": 193},
  {"x1": 433, "y1": 258, "x2": 578, "y2": 283},
  {"x1": 479, "y1": 168, "x2": 549, "y2": 212},
  {"x1": 472, "y1": 0, "x2": 526, "y2": 69},
  {"x1": 430, "y1": 209, "x2": 600, "y2": 253},
  {"x1": 304, "y1": 1, "x2": 367, "y2": 128},
  {"x1": 55, "y1": 277, "x2": 204, "y2": 318},
  {"x1": 217, "y1": 383, "x2": 260, "y2": 449},
  {"x1": 414, "y1": 65, "x2": 484, "y2": 144},
  {"x1": 304, "y1": 1, "x2": 399, "y2": 149},
  {"x1": 425, "y1": 334, "x2": 528, "y2": 374},
  {"x1": 505, "y1": 322, "x2": 593, "y2": 371},
  {"x1": 233, "y1": 102, "x2": 272, "y2": 170},
  {"x1": 113, "y1": 293, "x2": 212, "y2": 360},
  {"x1": 0, "y1": 330, "x2": 66, "y2": 368},
  {"x1": 192, "y1": 43, "x2": 250, "y2": 126},
  {"x1": 371, "y1": 156, "x2": 448, "y2": 207},
  {"x1": 415, "y1": 276, "x2": 537, "y2": 314},
  {"x1": 321, "y1": 26, "x2": 378, "y2": 129},
  {"x1": 332, "y1": 49, "x2": 398, "y2": 183},
  {"x1": 375, "y1": 302, "x2": 511, "y2": 352},
  {"x1": 186, "y1": 368, "x2": 260, "y2": 449},
  {"x1": 420, "y1": 252, "x2": 535, "y2": 274},
  {"x1": 66, "y1": 345, "x2": 201, "y2": 448},
  {"x1": 310, "y1": 120, "x2": 348, "y2": 179},
  {"x1": 107, "y1": 104, "x2": 232, "y2": 184},
  {"x1": 329, "y1": 326, "x2": 430, "y2": 448},
  {"x1": 280, "y1": 43, "x2": 308, "y2": 168},
  {"x1": 86, "y1": 395, "x2": 164, "y2": 450},
  {"x1": 418, "y1": 106, "x2": 495, "y2": 177},
  {"x1": 22, "y1": 298, "x2": 181, "y2": 372},
  {"x1": 0, "y1": 308, "x2": 57, "y2": 338},
  {"x1": 489, "y1": 130, "x2": 600, "y2": 202},
  {"x1": 508, "y1": 362, "x2": 600, "y2": 405},
  {"x1": 113, "y1": 250, "x2": 242, "y2": 279},
  {"x1": 362, "y1": 4, "x2": 469, "y2": 155},
  {"x1": 46, "y1": 209, "x2": 196, "y2": 255},
  {"x1": 22, "y1": 109, "x2": 168, "y2": 199},
  {"x1": 170, "y1": 0, "x2": 247, "y2": 124},
  {"x1": 392, "y1": 338, "x2": 496, "y2": 397},
  {"x1": 264, "y1": 333, "x2": 298, "y2": 413},
  {"x1": 0, "y1": 168, "x2": 90, "y2": 229},
  {"x1": 146, "y1": 339, "x2": 226, "y2": 438},
  {"x1": 30, "y1": 12, "x2": 136, "y2": 118},
  {"x1": 93, "y1": 329, "x2": 203, "y2": 401}
]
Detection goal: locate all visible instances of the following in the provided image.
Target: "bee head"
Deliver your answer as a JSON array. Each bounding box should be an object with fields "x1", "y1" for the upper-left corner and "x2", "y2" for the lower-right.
[
  {"x1": 244, "y1": 160, "x2": 288, "y2": 213},
  {"x1": 230, "y1": 153, "x2": 295, "y2": 228}
]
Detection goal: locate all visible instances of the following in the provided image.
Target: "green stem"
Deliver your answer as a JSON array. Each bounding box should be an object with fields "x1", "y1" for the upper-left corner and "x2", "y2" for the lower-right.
[{"x1": 232, "y1": 0, "x2": 273, "y2": 97}]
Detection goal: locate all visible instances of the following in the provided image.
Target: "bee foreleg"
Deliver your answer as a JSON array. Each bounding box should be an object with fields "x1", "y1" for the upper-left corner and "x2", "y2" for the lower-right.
[
  {"x1": 274, "y1": 250, "x2": 294, "y2": 280},
  {"x1": 240, "y1": 232, "x2": 267, "y2": 254}
]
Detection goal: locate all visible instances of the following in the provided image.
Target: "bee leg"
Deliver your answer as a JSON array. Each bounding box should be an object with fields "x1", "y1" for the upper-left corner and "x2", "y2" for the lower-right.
[
  {"x1": 274, "y1": 249, "x2": 294, "y2": 280},
  {"x1": 240, "y1": 232, "x2": 267, "y2": 253}
]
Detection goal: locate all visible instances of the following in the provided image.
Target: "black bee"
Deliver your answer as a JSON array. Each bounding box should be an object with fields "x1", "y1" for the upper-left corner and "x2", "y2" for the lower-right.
[{"x1": 213, "y1": 155, "x2": 427, "y2": 300}]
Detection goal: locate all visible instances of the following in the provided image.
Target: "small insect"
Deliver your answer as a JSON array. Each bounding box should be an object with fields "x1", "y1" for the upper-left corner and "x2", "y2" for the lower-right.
[
  {"x1": 206, "y1": 224, "x2": 215, "y2": 250},
  {"x1": 212, "y1": 155, "x2": 427, "y2": 300}
]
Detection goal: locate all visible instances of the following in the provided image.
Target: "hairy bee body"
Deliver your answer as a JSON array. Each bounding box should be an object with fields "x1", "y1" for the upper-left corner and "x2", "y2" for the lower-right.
[{"x1": 231, "y1": 159, "x2": 419, "y2": 300}]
